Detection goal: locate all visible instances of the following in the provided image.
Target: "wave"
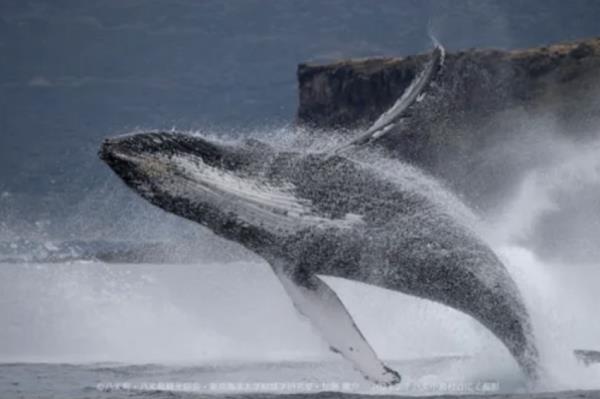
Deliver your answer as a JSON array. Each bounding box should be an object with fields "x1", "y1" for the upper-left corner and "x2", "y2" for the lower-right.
[{"x1": 0, "y1": 239, "x2": 242, "y2": 264}]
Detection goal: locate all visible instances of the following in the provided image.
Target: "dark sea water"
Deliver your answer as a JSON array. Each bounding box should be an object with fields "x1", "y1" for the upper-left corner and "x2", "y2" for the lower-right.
[{"x1": 2, "y1": 1, "x2": 600, "y2": 398}]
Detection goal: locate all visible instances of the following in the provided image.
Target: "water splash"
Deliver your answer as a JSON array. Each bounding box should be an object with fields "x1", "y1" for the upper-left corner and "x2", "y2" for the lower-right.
[{"x1": 489, "y1": 137, "x2": 600, "y2": 390}]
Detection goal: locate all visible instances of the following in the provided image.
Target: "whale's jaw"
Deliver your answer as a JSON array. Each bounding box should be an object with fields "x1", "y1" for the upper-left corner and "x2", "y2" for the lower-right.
[
  {"x1": 99, "y1": 132, "x2": 231, "y2": 188},
  {"x1": 100, "y1": 132, "x2": 365, "y2": 245},
  {"x1": 100, "y1": 132, "x2": 276, "y2": 249},
  {"x1": 100, "y1": 132, "x2": 335, "y2": 253}
]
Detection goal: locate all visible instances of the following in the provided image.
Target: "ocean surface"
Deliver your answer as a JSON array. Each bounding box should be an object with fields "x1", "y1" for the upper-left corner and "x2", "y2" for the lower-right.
[
  {"x1": 2, "y1": 1, "x2": 600, "y2": 398},
  {"x1": 1, "y1": 361, "x2": 598, "y2": 399}
]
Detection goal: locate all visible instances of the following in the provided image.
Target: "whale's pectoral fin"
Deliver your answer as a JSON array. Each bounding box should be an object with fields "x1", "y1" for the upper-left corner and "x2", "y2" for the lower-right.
[
  {"x1": 331, "y1": 37, "x2": 445, "y2": 156},
  {"x1": 274, "y1": 269, "x2": 401, "y2": 386}
]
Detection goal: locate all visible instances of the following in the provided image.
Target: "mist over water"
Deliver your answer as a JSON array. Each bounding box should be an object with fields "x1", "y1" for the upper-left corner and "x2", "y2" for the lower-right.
[{"x1": 489, "y1": 138, "x2": 600, "y2": 391}]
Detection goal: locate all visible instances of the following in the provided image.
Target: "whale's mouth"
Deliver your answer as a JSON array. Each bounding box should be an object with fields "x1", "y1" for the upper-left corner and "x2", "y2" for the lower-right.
[
  {"x1": 99, "y1": 132, "x2": 317, "y2": 233},
  {"x1": 99, "y1": 132, "x2": 231, "y2": 173},
  {"x1": 100, "y1": 132, "x2": 363, "y2": 235},
  {"x1": 99, "y1": 132, "x2": 242, "y2": 198}
]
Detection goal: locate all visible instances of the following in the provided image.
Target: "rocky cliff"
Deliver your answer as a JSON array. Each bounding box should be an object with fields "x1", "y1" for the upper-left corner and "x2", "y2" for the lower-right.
[{"x1": 297, "y1": 37, "x2": 600, "y2": 210}]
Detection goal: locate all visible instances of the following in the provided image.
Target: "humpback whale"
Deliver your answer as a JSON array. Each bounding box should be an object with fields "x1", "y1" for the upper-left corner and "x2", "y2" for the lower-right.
[{"x1": 99, "y1": 43, "x2": 539, "y2": 385}]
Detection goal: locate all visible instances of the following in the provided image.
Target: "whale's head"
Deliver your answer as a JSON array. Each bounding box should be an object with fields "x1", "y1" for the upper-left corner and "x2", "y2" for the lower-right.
[{"x1": 99, "y1": 131, "x2": 314, "y2": 251}]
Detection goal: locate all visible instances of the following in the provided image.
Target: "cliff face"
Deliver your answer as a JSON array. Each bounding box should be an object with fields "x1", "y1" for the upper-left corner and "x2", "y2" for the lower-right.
[{"x1": 297, "y1": 38, "x2": 600, "y2": 209}]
